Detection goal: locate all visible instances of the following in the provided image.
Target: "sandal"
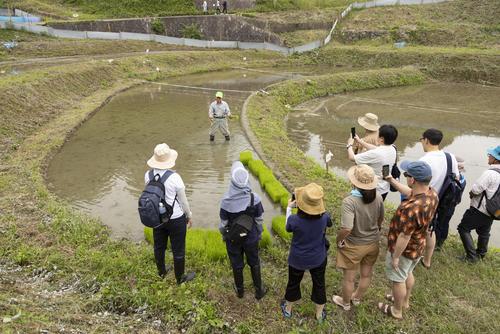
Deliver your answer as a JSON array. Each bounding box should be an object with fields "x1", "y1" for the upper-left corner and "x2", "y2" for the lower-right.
[
  {"x1": 332, "y1": 295, "x2": 351, "y2": 311},
  {"x1": 316, "y1": 309, "x2": 327, "y2": 323},
  {"x1": 378, "y1": 303, "x2": 402, "y2": 320},
  {"x1": 385, "y1": 294, "x2": 395, "y2": 303},
  {"x1": 280, "y1": 300, "x2": 292, "y2": 318},
  {"x1": 420, "y1": 260, "x2": 431, "y2": 270},
  {"x1": 351, "y1": 296, "x2": 361, "y2": 306}
]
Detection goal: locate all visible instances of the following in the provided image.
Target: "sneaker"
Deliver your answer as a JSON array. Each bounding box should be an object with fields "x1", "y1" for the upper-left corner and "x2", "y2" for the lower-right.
[{"x1": 280, "y1": 300, "x2": 292, "y2": 318}]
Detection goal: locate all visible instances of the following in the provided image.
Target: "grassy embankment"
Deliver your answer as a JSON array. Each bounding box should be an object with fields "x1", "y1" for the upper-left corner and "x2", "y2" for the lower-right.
[
  {"x1": 243, "y1": 65, "x2": 500, "y2": 333},
  {"x1": 336, "y1": 0, "x2": 500, "y2": 48}
]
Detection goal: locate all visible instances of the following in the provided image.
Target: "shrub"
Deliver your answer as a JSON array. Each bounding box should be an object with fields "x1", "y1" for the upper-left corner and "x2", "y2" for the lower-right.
[
  {"x1": 247, "y1": 159, "x2": 265, "y2": 176},
  {"x1": 265, "y1": 180, "x2": 288, "y2": 202},
  {"x1": 271, "y1": 215, "x2": 292, "y2": 242},
  {"x1": 181, "y1": 23, "x2": 203, "y2": 40},
  {"x1": 258, "y1": 169, "x2": 276, "y2": 187},
  {"x1": 151, "y1": 18, "x2": 165, "y2": 35},
  {"x1": 259, "y1": 225, "x2": 272, "y2": 249},
  {"x1": 239, "y1": 150, "x2": 253, "y2": 166}
]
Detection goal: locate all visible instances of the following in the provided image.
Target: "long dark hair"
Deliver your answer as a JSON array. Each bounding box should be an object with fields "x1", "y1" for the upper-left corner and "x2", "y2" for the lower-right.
[{"x1": 359, "y1": 188, "x2": 377, "y2": 204}]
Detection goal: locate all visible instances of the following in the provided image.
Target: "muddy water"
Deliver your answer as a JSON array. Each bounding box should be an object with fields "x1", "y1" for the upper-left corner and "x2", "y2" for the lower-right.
[
  {"x1": 47, "y1": 70, "x2": 294, "y2": 241},
  {"x1": 287, "y1": 83, "x2": 500, "y2": 246}
]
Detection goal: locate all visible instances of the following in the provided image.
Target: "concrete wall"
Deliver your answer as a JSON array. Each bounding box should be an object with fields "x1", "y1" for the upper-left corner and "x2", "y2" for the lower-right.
[
  {"x1": 48, "y1": 15, "x2": 282, "y2": 44},
  {"x1": 240, "y1": 17, "x2": 332, "y2": 33}
]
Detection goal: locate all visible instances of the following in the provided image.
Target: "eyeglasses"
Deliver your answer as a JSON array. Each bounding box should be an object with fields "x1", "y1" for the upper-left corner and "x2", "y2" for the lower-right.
[{"x1": 403, "y1": 172, "x2": 412, "y2": 178}]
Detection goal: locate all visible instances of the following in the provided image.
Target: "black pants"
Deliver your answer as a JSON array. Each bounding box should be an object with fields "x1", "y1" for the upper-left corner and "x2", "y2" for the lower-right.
[
  {"x1": 153, "y1": 215, "x2": 187, "y2": 272},
  {"x1": 434, "y1": 204, "x2": 455, "y2": 242},
  {"x1": 457, "y1": 208, "x2": 493, "y2": 258},
  {"x1": 284, "y1": 258, "x2": 327, "y2": 305},
  {"x1": 226, "y1": 241, "x2": 260, "y2": 270}
]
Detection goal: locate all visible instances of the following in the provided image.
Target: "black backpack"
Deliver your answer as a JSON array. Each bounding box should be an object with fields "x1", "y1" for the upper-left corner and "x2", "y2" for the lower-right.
[
  {"x1": 478, "y1": 169, "x2": 500, "y2": 220},
  {"x1": 224, "y1": 193, "x2": 256, "y2": 245},
  {"x1": 389, "y1": 145, "x2": 401, "y2": 192},
  {"x1": 438, "y1": 152, "x2": 465, "y2": 208},
  {"x1": 138, "y1": 170, "x2": 177, "y2": 229}
]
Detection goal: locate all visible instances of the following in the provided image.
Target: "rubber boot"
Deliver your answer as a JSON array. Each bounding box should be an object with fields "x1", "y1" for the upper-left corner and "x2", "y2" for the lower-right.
[
  {"x1": 459, "y1": 231, "x2": 478, "y2": 262},
  {"x1": 157, "y1": 264, "x2": 172, "y2": 278},
  {"x1": 435, "y1": 238, "x2": 445, "y2": 251},
  {"x1": 174, "y1": 258, "x2": 195, "y2": 284},
  {"x1": 210, "y1": 135, "x2": 215, "y2": 142},
  {"x1": 225, "y1": 135, "x2": 230, "y2": 141},
  {"x1": 250, "y1": 265, "x2": 267, "y2": 300},
  {"x1": 232, "y1": 268, "x2": 244, "y2": 298},
  {"x1": 477, "y1": 234, "x2": 490, "y2": 259}
]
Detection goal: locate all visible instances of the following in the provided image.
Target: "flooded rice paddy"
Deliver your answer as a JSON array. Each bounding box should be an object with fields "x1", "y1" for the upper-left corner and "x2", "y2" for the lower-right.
[
  {"x1": 287, "y1": 82, "x2": 500, "y2": 246},
  {"x1": 47, "y1": 69, "x2": 296, "y2": 241}
]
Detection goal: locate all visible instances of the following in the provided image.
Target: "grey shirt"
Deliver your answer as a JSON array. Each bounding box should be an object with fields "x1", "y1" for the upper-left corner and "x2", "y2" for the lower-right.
[
  {"x1": 209, "y1": 100, "x2": 231, "y2": 118},
  {"x1": 341, "y1": 194, "x2": 384, "y2": 245}
]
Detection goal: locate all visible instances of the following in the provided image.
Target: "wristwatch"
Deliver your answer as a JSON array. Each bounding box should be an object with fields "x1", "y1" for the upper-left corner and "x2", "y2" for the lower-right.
[{"x1": 346, "y1": 144, "x2": 352, "y2": 149}]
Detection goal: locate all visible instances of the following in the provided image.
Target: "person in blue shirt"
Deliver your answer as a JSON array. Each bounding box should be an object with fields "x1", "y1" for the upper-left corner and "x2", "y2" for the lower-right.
[
  {"x1": 219, "y1": 161, "x2": 266, "y2": 299},
  {"x1": 281, "y1": 183, "x2": 332, "y2": 322}
]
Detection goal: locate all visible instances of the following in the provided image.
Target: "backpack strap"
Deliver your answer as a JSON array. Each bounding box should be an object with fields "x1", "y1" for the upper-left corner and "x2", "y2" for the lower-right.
[
  {"x1": 250, "y1": 192, "x2": 254, "y2": 207},
  {"x1": 149, "y1": 170, "x2": 178, "y2": 205},
  {"x1": 438, "y1": 152, "x2": 453, "y2": 199},
  {"x1": 392, "y1": 144, "x2": 398, "y2": 166},
  {"x1": 476, "y1": 168, "x2": 500, "y2": 208}
]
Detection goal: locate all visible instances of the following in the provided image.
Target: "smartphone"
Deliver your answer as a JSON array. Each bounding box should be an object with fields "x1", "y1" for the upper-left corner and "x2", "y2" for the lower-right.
[
  {"x1": 382, "y1": 164, "x2": 390, "y2": 178},
  {"x1": 291, "y1": 192, "x2": 296, "y2": 201},
  {"x1": 351, "y1": 127, "x2": 356, "y2": 139}
]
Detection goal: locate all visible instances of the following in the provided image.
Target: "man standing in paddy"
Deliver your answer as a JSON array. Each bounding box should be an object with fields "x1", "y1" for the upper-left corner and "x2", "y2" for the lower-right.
[{"x1": 209, "y1": 91, "x2": 231, "y2": 142}]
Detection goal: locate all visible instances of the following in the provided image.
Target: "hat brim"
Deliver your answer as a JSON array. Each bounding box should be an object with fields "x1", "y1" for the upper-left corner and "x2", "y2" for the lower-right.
[
  {"x1": 147, "y1": 149, "x2": 178, "y2": 169},
  {"x1": 294, "y1": 186, "x2": 326, "y2": 215},
  {"x1": 487, "y1": 148, "x2": 500, "y2": 161},
  {"x1": 347, "y1": 166, "x2": 378, "y2": 190},
  {"x1": 357, "y1": 116, "x2": 380, "y2": 132},
  {"x1": 399, "y1": 160, "x2": 411, "y2": 172}
]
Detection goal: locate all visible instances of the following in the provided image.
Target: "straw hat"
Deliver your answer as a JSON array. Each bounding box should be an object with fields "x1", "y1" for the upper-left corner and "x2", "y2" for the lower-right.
[
  {"x1": 347, "y1": 165, "x2": 378, "y2": 190},
  {"x1": 147, "y1": 143, "x2": 178, "y2": 169},
  {"x1": 357, "y1": 113, "x2": 380, "y2": 132},
  {"x1": 294, "y1": 183, "x2": 326, "y2": 215}
]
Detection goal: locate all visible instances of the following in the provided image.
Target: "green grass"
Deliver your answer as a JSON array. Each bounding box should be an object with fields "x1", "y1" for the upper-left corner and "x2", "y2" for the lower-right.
[
  {"x1": 259, "y1": 225, "x2": 272, "y2": 249},
  {"x1": 258, "y1": 168, "x2": 277, "y2": 187},
  {"x1": 247, "y1": 159, "x2": 266, "y2": 176},
  {"x1": 271, "y1": 215, "x2": 292, "y2": 242},
  {"x1": 264, "y1": 180, "x2": 288, "y2": 203}
]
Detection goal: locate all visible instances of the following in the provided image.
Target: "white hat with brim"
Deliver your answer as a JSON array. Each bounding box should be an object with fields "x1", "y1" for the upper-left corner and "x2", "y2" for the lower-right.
[
  {"x1": 357, "y1": 113, "x2": 380, "y2": 132},
  {"x1": 295, "y1": 183, "x2": 326, "y2": 215},
  {"x1": 147, "y1": 143, "x2": 178, "y2": 169},
  {"x1": 347, "y1": 165, "x2": 378, "y2": 190}
]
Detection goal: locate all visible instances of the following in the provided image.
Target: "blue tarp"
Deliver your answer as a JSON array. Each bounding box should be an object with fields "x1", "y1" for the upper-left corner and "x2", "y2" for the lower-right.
[{"x1": 0, "y1": 15, "x2": 41, "y2": 23}]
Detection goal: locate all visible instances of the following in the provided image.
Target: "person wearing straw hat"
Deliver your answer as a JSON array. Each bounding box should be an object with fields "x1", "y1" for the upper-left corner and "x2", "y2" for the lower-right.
[
  {"x1": 219, "y1": 161, "x2": 267, "y2": 300},
  {"x1": 281, "y1": 183, "x2": 332, "y2": 322},
  {"x1": 332, "y1": 164, "x2": 384, "y2": 311},
  {"x1": 209, "y1": 91, "x2": 231, "y2": 142},
  {"x1": 353, "y1": 113, "x2": 380, "y2": 154},
  {"x1": 144, "y1": 143, "x2": 195, "y2": 284}
]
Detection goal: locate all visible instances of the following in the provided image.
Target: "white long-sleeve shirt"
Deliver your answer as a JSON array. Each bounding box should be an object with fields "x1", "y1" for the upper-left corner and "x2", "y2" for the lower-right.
[{"x1": 470, "y1": 164, "x2": 500, "y2": 216}]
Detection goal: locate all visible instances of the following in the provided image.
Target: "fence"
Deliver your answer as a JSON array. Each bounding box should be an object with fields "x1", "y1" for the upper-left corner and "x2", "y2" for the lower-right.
[{"x1": 0, "y1": 0, "x2": 450, "y2": 55}]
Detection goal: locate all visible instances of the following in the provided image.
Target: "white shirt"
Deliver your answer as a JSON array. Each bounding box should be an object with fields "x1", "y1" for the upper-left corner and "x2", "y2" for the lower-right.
[
  {"x1": 144, "y1": 169, "x2": 189, "y2": 219},
  {"x1": 203, "y1": 1, "x2": 207, "y2": 11},
  {"x1": 470, "y1": 165, "x2": 500, "y2": 216},
  {"x1": 354, "y1": 145, "x2": 396, "y2": 194},
  {"x1": 419, "y1": 150, "x2": 459, "y2": 195}
]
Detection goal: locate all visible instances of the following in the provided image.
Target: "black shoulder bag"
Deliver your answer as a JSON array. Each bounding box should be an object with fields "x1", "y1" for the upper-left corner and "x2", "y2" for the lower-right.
[
  {"x1": 225, "y1": 193, "x2": 256, "y2": 245},
  {"x1": 390, "y1": 145, "x2": 401, "y2": 192}
]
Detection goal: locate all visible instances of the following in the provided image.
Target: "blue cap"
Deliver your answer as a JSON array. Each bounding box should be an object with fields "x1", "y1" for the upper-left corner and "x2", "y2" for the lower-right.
[
  {"x1": 400, "y1": 160, "x2": 432, "y2": 182},
  {"x1": 487, "y1": 145, "x2": 500, "y2": 161}
]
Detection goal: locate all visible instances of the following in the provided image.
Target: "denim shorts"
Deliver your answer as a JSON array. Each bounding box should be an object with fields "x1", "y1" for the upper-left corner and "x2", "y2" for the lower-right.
[{"x1": 385, "y1": 252, "x2": 421, "y2": 283}]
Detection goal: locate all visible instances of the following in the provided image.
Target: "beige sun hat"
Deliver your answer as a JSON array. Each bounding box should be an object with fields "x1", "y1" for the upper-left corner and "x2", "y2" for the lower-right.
[
  {"x1": 347, "y1": 164, "x2": 378, "y2": 190},
  {"x1": 147, "y1": 143, "x2": 178, "y2": 170},
  {"x1": 357, "y1": 113, "x2": 380, "y2": 132},
  {"x1": 294, "y1": 183, "x2": 326, "y2": 215}
]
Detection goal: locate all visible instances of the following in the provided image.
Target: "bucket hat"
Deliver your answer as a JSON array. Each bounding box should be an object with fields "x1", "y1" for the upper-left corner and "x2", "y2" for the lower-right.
[
  {"x1": 400, "y1": 160, "x2": 432, "y2": 182},
  {"x1": 347, "y1": 165, "x2": 378, "y2": 190},
  {"x1": 216, "y1": 91, "x2": 223, "y2": 98},
  {"x1": 357, "y1": 113, "x2": 380, "y2": 132},
  {"x1": 147, "y1": 143, "x2": 178, "y2": 170},
  {"x1": 294, "y1": 183, "x2": 325, "y2": 215},
  {"x1": 487, "y1": 145, "x2": 500, "y2": 161}
]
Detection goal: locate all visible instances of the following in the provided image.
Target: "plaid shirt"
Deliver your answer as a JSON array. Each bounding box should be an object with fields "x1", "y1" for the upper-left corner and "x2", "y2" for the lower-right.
[{"x1": 387, "y1": 188, "x2": 438, "y2": 259}]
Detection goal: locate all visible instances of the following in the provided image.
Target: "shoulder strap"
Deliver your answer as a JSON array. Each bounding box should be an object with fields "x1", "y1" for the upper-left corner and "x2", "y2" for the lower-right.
[
  {"x1": 392, "y1": 144, "x2": 398, "y2": 165},
  {"x1": 444, "y1": 152, "x2": 453, "y2": 176},
  {"x1": 250, "y1": 192, "x2": 254, "y2": 206},
  {"x1": 159, "y1": 170, "x2": 174, "y2": 184},
  {"x1": 148, "y1": 169, "x2": 155, "y2": 181},
  {"x1": 477, "y1": 168, "x2": 500, "y2": 208}
]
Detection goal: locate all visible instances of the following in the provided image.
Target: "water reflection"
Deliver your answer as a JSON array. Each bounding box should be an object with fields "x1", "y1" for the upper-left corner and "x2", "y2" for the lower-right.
[
  {"x1": 287, "y1": 83, "x2": 500, "y2": 246},
  {"x1": 47, "y1": 70, "x2": 289, "y2": 241}
]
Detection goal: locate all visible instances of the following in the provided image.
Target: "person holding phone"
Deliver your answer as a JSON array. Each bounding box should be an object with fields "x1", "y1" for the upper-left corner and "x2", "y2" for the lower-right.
[
  {"x1": 332, "y1": 165, "x2": 384, "y2": 311},
  {"x1": 347, "y1": 124, "x2": 398, "y2": 200},
  {"x1": 352, "y1": 113, "x2": 380, "y2": 154},
  {"x1": 281, "y1": 183, "x2": 332, "y2": 322}
]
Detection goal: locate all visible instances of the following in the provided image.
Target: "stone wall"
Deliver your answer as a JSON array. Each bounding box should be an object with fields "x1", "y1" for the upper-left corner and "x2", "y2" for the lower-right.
[
  {"x1": 241, "y1": 17, "x2": 332, "y2": 33},
  {"x1": 48, "y1": 15, "x2": 282, "y2": 44}
]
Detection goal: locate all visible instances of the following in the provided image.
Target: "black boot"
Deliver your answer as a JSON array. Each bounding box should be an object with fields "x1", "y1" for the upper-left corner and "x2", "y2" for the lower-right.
[
  {"x1": 210, "y1": 135, "x2": 215, "y2": 142},
  {"x1": 477, "y1": 234, "x2": 490, "y2": 259},
  {"x1": 232, "y1": 268, "x2": 244, "y2": 298},
  {"x1": 250, "y1": 265, "x2": 267, "y2": 300},
  {"x1": 158, "y1": 264, "x2": 172, "y2": 278},
  {"x1": 459, "y1": 231, "x2": 478, "y2": 262},
  {"x1": 174, "y1": 258, "x2": 195, "y2": 284},
  {"x1": 225, "y1": 135, "x2": 230, "y2": 141},
  {"x1": 435, "y1": 238, "x2": 445, "y2": 251}
]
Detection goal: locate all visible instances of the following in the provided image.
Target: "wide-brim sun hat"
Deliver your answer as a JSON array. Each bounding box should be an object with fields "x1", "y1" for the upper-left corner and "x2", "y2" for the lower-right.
[
  {"x1": 147, "y1": 143, "x2": 178, "y2": 169},
  {"x1": 294, "y1": 183, "x2": 326, "y2": 215},
  {"x1": 357, "y1": 113, "x2": 380, "y2": 132},
  {"x1": 487, "y1": 145, "x2": 500, "y2": 161},
  {"x1": 347, "y1": 164, "x2": 378, "y2": 190}
]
